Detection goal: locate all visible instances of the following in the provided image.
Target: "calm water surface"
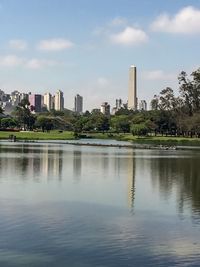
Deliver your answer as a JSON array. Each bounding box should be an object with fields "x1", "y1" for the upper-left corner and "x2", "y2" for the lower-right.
[{"x1": 0, "y1": 141, "x2": 200, "y2": 266}]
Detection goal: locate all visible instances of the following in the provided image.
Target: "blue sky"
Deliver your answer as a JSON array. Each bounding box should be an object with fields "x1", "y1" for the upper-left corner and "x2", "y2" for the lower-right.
[{"x1": 0, "y1": 0, "x2": 200, "y2": 110}]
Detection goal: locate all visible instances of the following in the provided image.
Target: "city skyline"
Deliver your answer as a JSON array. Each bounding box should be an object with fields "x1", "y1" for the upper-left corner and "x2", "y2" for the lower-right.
[
  {"x1": 0, "y1": 89, "x2": 65, "y2": 113},
  {"x1": 0, "y1": 65, "x2": 145, "y2": 114},
  {"x1": 0, "y1": 0, "x2": 199, "y2": 110}
]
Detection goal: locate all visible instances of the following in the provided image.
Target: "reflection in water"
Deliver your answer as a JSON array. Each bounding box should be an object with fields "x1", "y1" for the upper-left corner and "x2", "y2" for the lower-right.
[
  {"x1": 42, "y1": 146, "x2": 63, "y2": 180},
  {"x1": 127, "y1": 151, "x2": 135, "y2": 211},
  {"x1": 19, "y1": 146, "x2": 30, "y2": 179},
  {"x1": 73, "y1": 150, "x2": 82, "y2": 181},
  {"x1": 0, "y1": 144, "x2": 200, "y2": 266},
  {"x1": 0, "y1": 144, "x2": 63, "y2": 181},
  {"x1": 150, "y1": 152, "x2": 200, "y2": 215},
  {"x1": 102, "y1": 152, "x2": 109, "y2": 177},
  {"x1": 0, "y1": 143, "x2": 200, "y2": 218}
]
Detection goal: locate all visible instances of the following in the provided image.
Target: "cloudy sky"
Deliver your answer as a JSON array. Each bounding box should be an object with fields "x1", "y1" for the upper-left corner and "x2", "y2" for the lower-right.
[{"x1": 0, "y1": 0, "x2": 200, "y2": 110}]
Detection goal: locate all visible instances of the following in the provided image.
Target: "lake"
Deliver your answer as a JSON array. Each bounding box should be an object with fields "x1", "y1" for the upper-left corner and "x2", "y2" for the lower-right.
[{"x1": 0, "y1": 141, "x2": 200, "y2": 266}]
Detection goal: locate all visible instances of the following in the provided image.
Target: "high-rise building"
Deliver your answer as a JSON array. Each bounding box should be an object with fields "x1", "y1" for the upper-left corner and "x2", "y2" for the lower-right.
[
  {"x1": 20, "y1": 93, "x2": 29, "y2": 102},
  {"x1": 112, "y1": 98, "x2": 123, "y2": 115},
  {"x1": 10, "y1": 90, "x2": 21, "y2": 106},
  {"x1": 54, "y1": 90, "x2": 64, "y2": 111},
  {"x1": 116, "y1": 98, "x2": 122, "y2": 110},
  {"x1": 28, "y1": 94, "x2": 42, "y2": 112},
  {"x1": 139, "y1": 100, "x2": 147, "y2": 111},
  {"x1": 100, "y1": 102, "x2": 110, "y2": 116},
  {"x1": 51, "y1": 95, "x2": 55, "y2": 110},
  {"x1": 44, "y1": 93, "x2": 53, "y2": 111},
  {"x1": 128, "y1": 65, "x2": 137, "y2": 110},
  {"x1": 74, "y1": 94, "x2": 83, "y2": 114}
]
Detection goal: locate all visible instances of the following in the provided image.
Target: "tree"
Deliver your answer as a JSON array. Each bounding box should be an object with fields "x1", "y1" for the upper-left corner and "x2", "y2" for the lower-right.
[
  {"x1": 111, "y1": 115, "x2": 130, "y2": 133},
  {"x1": 150, "y1": 95, "x2": 159, "y2": 110},
  {"x1": 50, "y1": 109, "x2": 64, "y2": 117},
  {"x1": 83, "y1": 110, "x2": 91, "y2": 117},
  {"x1": 115, "y1": 107, "x2": 134, "y2": 115},
  {"x1": 159, "y1": 87, "x2": 176, "y2": 110},
  {"x1": 95, "y1": 114, "x2": 110, "y2": 132},
  {"x1": 13, "y1": 99, "x2": 35, "y2": 130},
  {"x1": 117, "y1": 121, "x2": 130, "y2": 133},
  {"x1": 36, "y1": 116, "x2": 54, "y2": 132},
  {"x1": 0, "y1": 118, "x2": 17, "y2": 129},
  {"x1": 191, "y1": 68, "x2": 200, "y2": 112},
  {"x1": 178, "y1": 70, "x2": 200, "y2": 115},
  {"x1": 131, "y1": 123, "x2": 148, "y2": 136}
]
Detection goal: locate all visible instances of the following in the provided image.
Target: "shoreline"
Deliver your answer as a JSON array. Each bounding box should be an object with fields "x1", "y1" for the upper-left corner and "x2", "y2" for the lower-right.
[
  {"x1": 1, "y1": 138, "x2": 200, "y2": 151},
  {"x1": 0, "y1": 131, "x2": 200, "y2": 149}
]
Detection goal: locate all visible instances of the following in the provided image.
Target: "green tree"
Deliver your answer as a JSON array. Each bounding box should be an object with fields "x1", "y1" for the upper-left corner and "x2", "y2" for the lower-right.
[
  {"x1": 131, "y1": 123, "x2": 148, "y2": 136},
  {"x1": 95, "y1": 114, "x2": 110, "y2": 132},
  {"x1": 159, "y1": 87, "x2": 176, "y2": 110},
  {"x1": 36, "y1": 116, "x2": 54, "y2": 132},
  {"x1": 178, "y1": 69, "x2": 200, "y2": 115},
  {"x1": 13, "y1": 99, "x2": 35, "y2": 130},
  {"x1": 150, "y1": 95, "x2": 159, "y2": 110},
  {"x1": 0, "y1": 118, "x2": 17, "y2": 129},
  {"x1": 111, "y1": 115, "x2": 130, "y2": 133},
  {"x1": 50, "y1": 109, "x2": 64, "y2": 117}
]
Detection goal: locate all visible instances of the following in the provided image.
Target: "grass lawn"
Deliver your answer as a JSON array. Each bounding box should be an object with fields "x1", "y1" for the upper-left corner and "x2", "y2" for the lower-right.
[
  {"x1": 0, "y1": 130, "x2": 200, "y2": 146},
  {"x1": 87, "y1": 132, "x2": 200, "y2": 146},
  {"x1": 119, "y1": 134, "x2": 200, "y2": 145},
  {"x1": 0, "y1": 130, "x2": 75, "y2": 140}
]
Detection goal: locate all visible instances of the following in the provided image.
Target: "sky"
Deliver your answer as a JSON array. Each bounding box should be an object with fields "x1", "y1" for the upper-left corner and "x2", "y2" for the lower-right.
[{"x1": 0, "y1": 0, "x2": 200, "y2": 111}]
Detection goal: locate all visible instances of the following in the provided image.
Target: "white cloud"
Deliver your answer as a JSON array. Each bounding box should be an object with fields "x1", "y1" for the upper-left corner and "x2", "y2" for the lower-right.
[
  {"x1": 0, "y1": 55, "x2": 24, "y2": 67},
  {"x1": 9, "y1": 39, "x2": 28, "y2": 50},
  {"x1": 0, "y1": 54, "x2": 59, "y2": 69},
  {"x1": 151, "y1": 6, "x2": 200, "y2": 34},
  {"x1": 26, "y1": 59, "x2": 58, "y2": 69},
  {"x1": 110, "y1": 26, "x2": 148, "y2": 46},
  {"x1": 109, "y1": 17, "x2": 127, "y2": 27},
  {"x1": 142, "y1": 70, "x2": 176, "y2": 81},
  {"x1": 94, "y1": 18, "x2": 148, "y2": 47},
  {"x1": 37, "y1": 38, "x2": 74, "y2": 51},
  {"x1": 94, "y1": 17, "x2": 127, "y2": 36}
]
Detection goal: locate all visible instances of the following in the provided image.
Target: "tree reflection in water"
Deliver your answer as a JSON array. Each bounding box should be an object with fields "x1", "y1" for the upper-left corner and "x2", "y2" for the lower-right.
[{"x1": 150, "y1": 152, "x2": 200, "y2": 216}]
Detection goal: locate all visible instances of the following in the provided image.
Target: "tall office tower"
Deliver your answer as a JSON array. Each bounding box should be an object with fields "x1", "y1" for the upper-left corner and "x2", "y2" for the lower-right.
[
  {"x1": 100, "y1": 102, "x2": 110, "y2": 116},
  {"x1": 74, "y1": 94, "x2": 83, "y2": 114},
  {"x1": 28, "y1": 94, "x2": 42, "y2": 112},
  {"x1": 54, "y1": 90, "x2": 64, "y2": 111},
  {"x1": 51, "y1": 95, "x2": 55, "y2": 110},
  {"x1": 10, "y1": 90, "x2": 21, "y2": 106},
  {"x1": 20, "y1": 93, "x2": 28, "y2": 102},
  {"x1": 116, "y1": 98, "x2": 122, "y2": 110},
  {"x1": 128, "y1": 65, "x2": 137, "y2": 110},
  {"x1": 0, "y1": 89, "x2": 5, "y2": 101},
  {"x1": 112, "y1": 99, "x2": 123, "y2": 115},
  {"x1": 44, "y1": 93, "x2": 53, "y2": 111},
  {"x1": 139, "y1": 100, "x2": 147, "y2": 111}
]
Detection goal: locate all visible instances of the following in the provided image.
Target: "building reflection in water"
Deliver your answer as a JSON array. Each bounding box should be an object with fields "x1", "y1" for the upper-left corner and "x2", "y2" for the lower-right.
[
  {"x1": 42, "y1": 146, "x2": 63, "y2": 180},
  {"x1": 127, "y1": 151, "x2": 136, "y2": 211},
  {"x1": 0, "y1": 144, "x2": 63, "y2": 181},
  {"x1": 4, "y1": 144, "x2": 200, "y2": 218},
  {"x1": 102, "y1": 152, "x2": 109, "y2": 177},
  {"x1": 73, "y1": 149, "x2": 82, "y2": 182}
]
